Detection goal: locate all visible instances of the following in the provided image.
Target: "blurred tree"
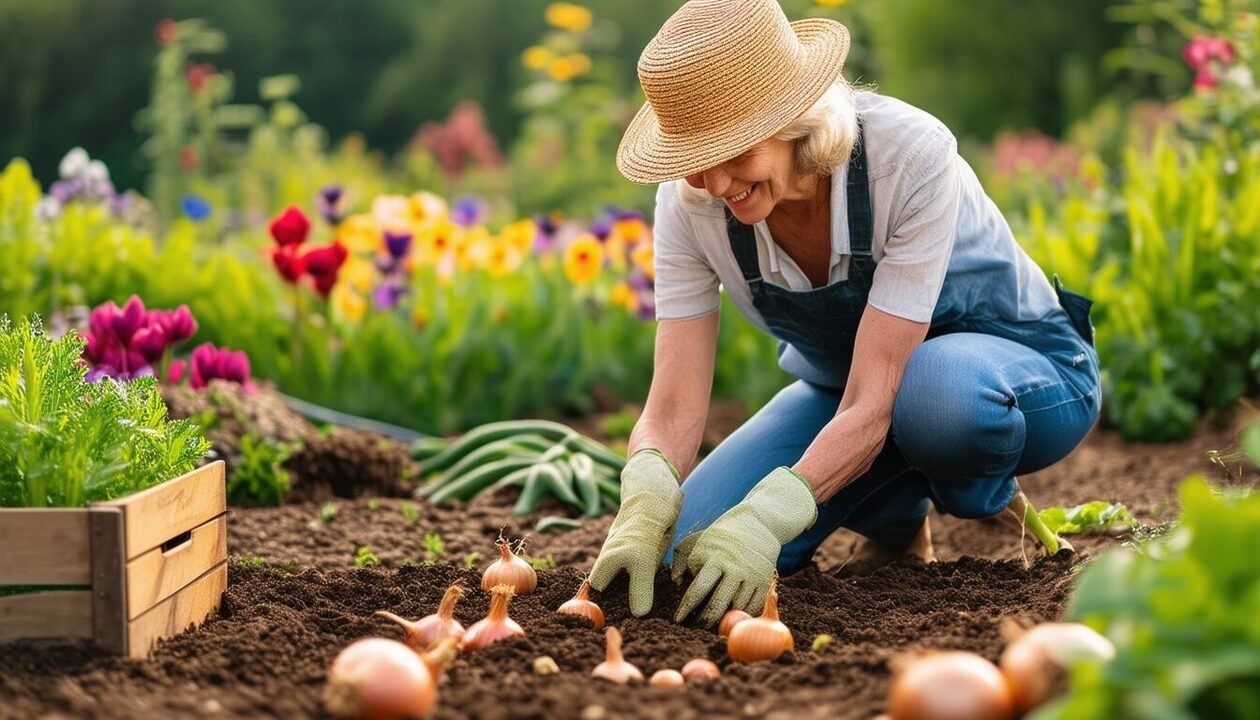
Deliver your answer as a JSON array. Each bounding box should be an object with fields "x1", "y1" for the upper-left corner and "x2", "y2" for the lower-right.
[{"x1": 1, "y1": 0, "x2": 1131, "y2": 197}]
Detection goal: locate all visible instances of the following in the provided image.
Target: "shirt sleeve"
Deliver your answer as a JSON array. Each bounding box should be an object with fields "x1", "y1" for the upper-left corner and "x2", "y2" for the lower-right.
[
  {"x1": 867, "y1": 129, "x2": 960, "y2": 323},
  {"x1": 651, "y1": 182, "x2": 721, "y2": 320}
]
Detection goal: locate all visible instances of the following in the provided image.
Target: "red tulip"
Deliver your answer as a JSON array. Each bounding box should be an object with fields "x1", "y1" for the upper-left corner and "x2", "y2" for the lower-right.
[
  {"x1": 155, "y1": 19, "x2": 177, "y2": 45},
  {"x1": 272, "y1": 244, "x2": 307, "y2": 284},
  {"x1": 303, "y1": 242, "x2": 348, "y2": 297},
  {"x1": 1194, "y1": 71, "x2": 1219, "y2": 92},
  {"x1": 269, "y1": 206, "x2": 311, "y2": 247}
]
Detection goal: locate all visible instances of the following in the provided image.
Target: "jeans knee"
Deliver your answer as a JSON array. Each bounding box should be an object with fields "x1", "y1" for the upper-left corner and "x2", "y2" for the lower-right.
[{"x1": 893, "y1": 379, "x2": 1024, "y2": 480}]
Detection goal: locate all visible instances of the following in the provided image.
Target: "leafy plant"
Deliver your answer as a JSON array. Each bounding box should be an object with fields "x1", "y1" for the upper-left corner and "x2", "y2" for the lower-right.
[
  {"x1": 366, "y1": 498, "x2": 381, "y2": 512},
  {"x1": 354, "y1": 545, "x2": 381, "y2": 568},
  {"x1": 319, "y1": 501, "x2": 339, "y2": 523},
  {"x1": 524, "y1": 553, "x2": 557, "y2": 571},
  {"x1": 226, "y1": 431, "x2": 294, "y2": 506},
  {"x1": 0, "y1": 315, "x2": 210, "y2": 507},
  {"x1": 400, "y1": 503, "x2": 420, "y2": 525},
  {"x1": 462, "y1": 552, "x2": 480, "y2": 570},
  {"x1": 1035, "y1": 477, "x2": 1260, "y2": 719},
  {"x1": 422, "y1": 532, "x2": 445, "y2": 564},
  {"x1": 1039, "y1": 501, "x2": 1137, "y2": 536}
]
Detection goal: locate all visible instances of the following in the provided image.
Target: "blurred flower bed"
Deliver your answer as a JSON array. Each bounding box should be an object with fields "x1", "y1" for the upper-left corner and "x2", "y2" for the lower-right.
[{"x1": 1, "y1": 2, "x2": 1258, "y2": 441}]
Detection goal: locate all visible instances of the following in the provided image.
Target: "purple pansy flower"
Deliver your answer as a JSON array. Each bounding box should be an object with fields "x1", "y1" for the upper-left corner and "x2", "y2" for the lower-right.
[{"x1": 451, "y1": 196, "x2": 486, "y2": 227}]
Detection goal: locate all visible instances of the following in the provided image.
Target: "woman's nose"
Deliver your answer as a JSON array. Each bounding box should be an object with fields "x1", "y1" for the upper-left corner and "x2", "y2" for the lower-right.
[{"x1": 702, "y1": 166, "x2": 731, "y2": 197}]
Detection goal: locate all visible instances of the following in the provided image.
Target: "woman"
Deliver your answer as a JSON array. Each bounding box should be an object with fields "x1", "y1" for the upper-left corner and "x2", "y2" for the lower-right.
[{"x1": 588, "y1": 0, "x2": 1100, "y2": 627}]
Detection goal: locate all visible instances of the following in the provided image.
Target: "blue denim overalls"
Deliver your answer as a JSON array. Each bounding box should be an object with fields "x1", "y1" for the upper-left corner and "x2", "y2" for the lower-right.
[{"x1": 666, "y1": 122, "x2": 1102, "y2": 573}]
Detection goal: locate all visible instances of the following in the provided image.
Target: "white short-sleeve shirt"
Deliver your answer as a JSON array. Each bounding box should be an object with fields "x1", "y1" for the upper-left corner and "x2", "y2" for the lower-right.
[{"x1": 651, "y1": 92, "x2": 1060, "y2": 330}]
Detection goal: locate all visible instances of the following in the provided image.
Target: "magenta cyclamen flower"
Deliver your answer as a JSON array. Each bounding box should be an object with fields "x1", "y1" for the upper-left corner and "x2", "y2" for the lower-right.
[
  {"x1": 82, "y1": 297, "x2": 201, "y2": 383},
  {"x1": 189, "y1": 343, "x2": 252, "y2": 390}
]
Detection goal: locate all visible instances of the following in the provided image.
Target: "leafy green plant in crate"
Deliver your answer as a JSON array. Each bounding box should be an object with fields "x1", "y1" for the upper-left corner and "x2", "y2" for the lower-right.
[
  {"x1": 1033, "y1": 477, "x2": 1260, "y2": 719},
  {"x1": 0, "y1": 315, "x2": 210, "y2": 508}
]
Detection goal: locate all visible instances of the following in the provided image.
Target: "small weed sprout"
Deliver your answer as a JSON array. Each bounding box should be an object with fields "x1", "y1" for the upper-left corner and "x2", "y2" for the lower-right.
[
  {"x1": 367, "y1": 498, "x2": 381, "y2": 512},
  {"x1": 401, "y1": 503, "x2": 420, "y2": 525},
  {"x1": 423, "y1": 532, "x2": 445, "y2": 565},
  {"x1": 462, "y1": 552, "x2": 481, "y2": 570},
  {"x1": 320, "y1": 502, "x2": 339, "y2": 523},
  {"x1": 355, "y1": 545, "x2": 381, "y2": 568}
]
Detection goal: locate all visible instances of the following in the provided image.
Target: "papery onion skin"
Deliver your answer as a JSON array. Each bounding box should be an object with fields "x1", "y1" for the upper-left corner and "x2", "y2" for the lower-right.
[
  {"x1": 591, "y1": 627, "x2": 645, "y2": 684},
  {"x1": 680, "y1": 658, "x2": 721, "y2": 681},
  {"x1": 649, "y1": 669, "x2": 685, "y2": 687},
  {"x1": 324, "y1": 638, "x2": 437, "y2": 720},
  {"x1": 888, "y1": 651, "x2": 1015, "y2": 720},
  {"x1": 727, "y1": 579, "x2": 793, "y2": 663},
  {"x1": 557, "y1": 579, "x2": 605, "y2": 629},
  {"x1": 463, "y1": 584, "x2": 525, "y2": 651},
  {"x1": 481, "y1": 537, "x2": 538, "y2": 594},
  {"x1": 376, "y1": 585, "x2": 466, "y2": 650},
  {"x1": 718, "y1": 609, "x2": 751, "y2": 638},
  {"x1": 1000, "y1": 622, "x2": 1115, "y2": 713}
]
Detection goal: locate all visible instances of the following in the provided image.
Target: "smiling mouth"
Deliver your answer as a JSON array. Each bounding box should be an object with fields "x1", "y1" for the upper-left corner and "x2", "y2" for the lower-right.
[{"x1": 727, "y1": 183, "x2": 756, "y2": 205}]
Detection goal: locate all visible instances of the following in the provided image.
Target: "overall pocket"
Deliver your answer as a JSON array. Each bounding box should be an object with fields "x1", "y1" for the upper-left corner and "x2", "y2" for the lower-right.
[{"x1": 1053, "y1": 275, "x2": 1096, "y2": 346}]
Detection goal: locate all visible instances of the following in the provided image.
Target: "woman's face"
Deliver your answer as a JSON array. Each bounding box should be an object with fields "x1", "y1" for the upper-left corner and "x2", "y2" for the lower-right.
[{"x1": 684, "y1": 137, "x2": 805, "y2": 224}]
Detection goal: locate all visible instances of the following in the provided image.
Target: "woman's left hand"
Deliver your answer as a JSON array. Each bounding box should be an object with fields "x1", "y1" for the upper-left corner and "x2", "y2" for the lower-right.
[{"x1": 671, "y1": 466, "x2": 817, "y2": 626}]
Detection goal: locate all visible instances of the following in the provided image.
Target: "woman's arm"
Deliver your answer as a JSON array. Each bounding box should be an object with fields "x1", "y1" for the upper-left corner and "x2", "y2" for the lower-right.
[
  {"x1": 628, "y1": 311, "x2": 720, "y2": 479},
  {"x1": 792, "y1": 303, "x2": 929, "y2": 503}
]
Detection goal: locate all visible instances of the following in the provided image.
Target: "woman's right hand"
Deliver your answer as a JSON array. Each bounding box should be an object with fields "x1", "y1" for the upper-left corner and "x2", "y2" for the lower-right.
[{"x1": 587, "y1": 449, "x2": 684, "y2": 617}]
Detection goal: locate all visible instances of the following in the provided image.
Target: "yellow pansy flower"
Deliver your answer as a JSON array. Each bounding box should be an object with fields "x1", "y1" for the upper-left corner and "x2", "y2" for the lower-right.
[
  {"x1": 522, "y1": 45, "x2": 553, "y2": 70},
  {"x1": 331, "y1": 284, "x2": 366, "y2": 323},
  {"x1": 416, "y1": 218, "x2": 458, "y2": 266},
  {"x1": 563, "y1": 233, "x2": 604, "y2": 285},
  {"x1": 341, "y1": 256, "x2": 377, "y2": 293},
  {"x1": 500, "y1": 218, "x2": 537, "y2": 253},
  {"x1": 337, "y1": 213, "x2": 383, "y2": 254},
  {"x1": 565, "y1": 53, "x2": 592, "y2": 76},
  {"x1": 631, "y1": 242, "x2": 655, "y2": 280},
  {"x1": 612, "y1": 217, "x2": 648, "y2": 245},
  {"x1": 456, "y1": 225, "x2": 492, "y2": 271},
  {"x1": 408, "y1": 191, "x2": 448, "y2": 226},
  {"x1": 609, "y1": 281, "x2": 638, "y2": 313},
  {"x1": 486, "y1": 241, "x2": 525, "y2": 278},
  {"x1": 545, "y1": 2, "x2": 592, "y2": 32},
  {"x1": 604, "y1": 233, "x2": 627, "y2": 272}
]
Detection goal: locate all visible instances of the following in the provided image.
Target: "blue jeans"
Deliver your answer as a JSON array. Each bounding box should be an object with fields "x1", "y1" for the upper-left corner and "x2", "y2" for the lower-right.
[{"x1": 665, "y1": 331, "x2": 1101, "y2": 575}]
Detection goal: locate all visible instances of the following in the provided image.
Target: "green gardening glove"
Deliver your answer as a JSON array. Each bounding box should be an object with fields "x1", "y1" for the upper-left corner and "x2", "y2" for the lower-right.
[
  {"x1": 588, "y1": 449, "x2": 684, "y2": 617},
  {"x1": 671, "y1": 466, "x2": 817, "y2": 626}
]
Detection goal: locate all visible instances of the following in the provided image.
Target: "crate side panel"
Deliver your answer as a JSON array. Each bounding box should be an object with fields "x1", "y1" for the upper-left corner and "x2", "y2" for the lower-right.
[
  {"x1": 0, "y1": 509, "x2": 91, "y2": 584},
  {"x1": 0, "y1": 590, "x2": 93, "y2": 642},
  {"x1": 125, "y1": 513, "x2": 227, "y2": 620},
  {"x1": 125, "y1": 561, "x2": 226, "y2": 659}
]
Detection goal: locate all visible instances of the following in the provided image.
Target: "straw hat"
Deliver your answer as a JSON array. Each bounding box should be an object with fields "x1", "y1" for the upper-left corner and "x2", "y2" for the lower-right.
[{"x1": 616, "y1": 0, "x2": 850, "y2": 184}]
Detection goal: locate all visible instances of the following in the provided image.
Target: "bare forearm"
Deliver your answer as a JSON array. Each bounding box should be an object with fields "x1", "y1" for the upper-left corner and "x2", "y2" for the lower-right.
[
  {"x1": 793, "y1": 404, "x2": 890, "y2": 503},
  {"x1": 628, "y1": 404, "x2": 708, "y2": 479}
]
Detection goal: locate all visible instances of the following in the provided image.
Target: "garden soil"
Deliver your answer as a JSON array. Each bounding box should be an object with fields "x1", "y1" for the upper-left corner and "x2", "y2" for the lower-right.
[{"x1": 2, "y1": 400, "x2": 1258, "y2": 720}]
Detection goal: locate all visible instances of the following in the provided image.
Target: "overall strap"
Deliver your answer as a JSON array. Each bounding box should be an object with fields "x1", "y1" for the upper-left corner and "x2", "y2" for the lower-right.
[
  {"x1": 845, "y1": 121, "x2": 873, "y2": 257},
  {"x1": 725, "y1": 207, "x2": 762, "y2": 282}
]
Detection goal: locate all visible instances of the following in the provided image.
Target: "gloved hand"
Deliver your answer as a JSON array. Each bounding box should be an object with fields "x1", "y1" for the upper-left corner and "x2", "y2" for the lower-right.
[
  {"x1": 588, "y1": 449, "x2": 684, "y2": 617},
  {"x1": 671, "y1": 466, "x2": 817, "y2": 626}
]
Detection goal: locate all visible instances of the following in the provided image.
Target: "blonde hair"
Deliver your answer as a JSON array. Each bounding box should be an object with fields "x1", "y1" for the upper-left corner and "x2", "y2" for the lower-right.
[
  {"x1": 775, "y1": 79, "x2": 860, "y2": 177},
  {"x1": 675, "y1": 79, "x2": 860, "y2": 206}
]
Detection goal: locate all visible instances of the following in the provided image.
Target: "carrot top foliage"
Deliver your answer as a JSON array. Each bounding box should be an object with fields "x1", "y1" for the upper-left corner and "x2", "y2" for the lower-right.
[{"x1": 0, "y1": 315, "x2": 210, "y2": 507}]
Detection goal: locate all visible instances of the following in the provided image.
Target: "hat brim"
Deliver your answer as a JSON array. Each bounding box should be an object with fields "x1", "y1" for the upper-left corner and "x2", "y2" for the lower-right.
[{"x1": 616, "y1": 18, "x2": 850, "y2": 185}]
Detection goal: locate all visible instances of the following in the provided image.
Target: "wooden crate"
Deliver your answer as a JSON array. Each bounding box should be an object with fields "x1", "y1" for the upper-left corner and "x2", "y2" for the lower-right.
[{"x1": 0, "y1": 461, "x2": 227, "y2": 657}]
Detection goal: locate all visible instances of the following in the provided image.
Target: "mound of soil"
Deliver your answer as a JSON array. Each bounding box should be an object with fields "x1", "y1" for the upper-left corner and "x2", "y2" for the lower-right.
[{"x1": 284, "y1": 428, "x2": 419, "y2": 501}]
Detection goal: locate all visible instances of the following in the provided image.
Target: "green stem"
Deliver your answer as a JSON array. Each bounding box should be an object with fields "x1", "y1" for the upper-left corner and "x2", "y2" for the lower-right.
[{"x1": 1019, "y1": 492, "x2": 1072, "y2": 555}]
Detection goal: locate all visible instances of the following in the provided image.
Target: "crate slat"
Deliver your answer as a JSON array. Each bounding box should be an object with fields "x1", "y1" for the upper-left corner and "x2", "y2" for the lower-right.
[
  {"x1": 124, "y1": 561, "x2": 226, "y2": 658},
  {"x1": 0, "y1": 590, "x2": 92, "y2": 642},
  {"x1": 97, "y1": 461, "x2": 226, "y2": 560},
  {"x1": 0, "y1": 509, "x2": 91, "y2": 585},
  {"x1": 125, "y1": 513, "x2": 227, "y2": 620}
]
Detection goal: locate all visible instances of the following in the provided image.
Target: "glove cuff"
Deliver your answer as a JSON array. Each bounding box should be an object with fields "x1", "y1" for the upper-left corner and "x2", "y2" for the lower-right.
[
  {"x1": 748, "y1": 466, "x2": 819, "y2": 537},
  {"x1": 622, "y1": 449, "x2": 683, "y2": 506}
]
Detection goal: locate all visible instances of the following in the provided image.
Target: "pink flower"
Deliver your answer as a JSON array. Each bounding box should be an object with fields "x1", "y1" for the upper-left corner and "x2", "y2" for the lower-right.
[
  {"x1": 167, "y1": 359, "x2": 187, "y2": 384},
  {"x1": 1184, "y1": 37, "x2": 1213, "y2": 70},
  {"x1": 189, "y1": 343, "x2": 252, "y2": 390},
  {"x1": 1194, "y1": 71, "x2": 1219, "y2": 92},
  {"x1": 131, "y1": 325, "x2": 169, "y2": 365},
  {"x1": 151, "y1": 305, "x2": 197, "y2": 344}
]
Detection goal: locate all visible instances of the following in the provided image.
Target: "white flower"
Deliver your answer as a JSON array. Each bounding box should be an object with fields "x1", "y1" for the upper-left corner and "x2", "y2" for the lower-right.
[
  {"x1": 85, "y1": 159, "x2": 110, "y2": 184},
  {"x1": 1225, "y1": 65, "x2": 1254, "y2": 90},
  {"x1": 59, "y1": 147, "x2": 90, "y2": 179}
]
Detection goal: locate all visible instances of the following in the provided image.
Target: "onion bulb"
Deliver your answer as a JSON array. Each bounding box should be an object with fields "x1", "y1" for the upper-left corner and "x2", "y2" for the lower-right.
[
  {"x1": 649, "y1": 669, "x2": 685, "y2": 687},
  {"x1": 557, "y1": 579, "x2": 605, "y2": 629},
  {"x1": 481, "y1": 536, "x2": 537, "y2": 594},
  {"x1": 887, "y1": 651, "x2": 1015, "y2": 720},
  {"x1": 463, "y1": 584, "x2": 525, "y2": 651},
  {"x1": 375, "y1": 584, "x2": 466, "y2": 650},
  {"x1": 680, "y1": 658, "x2": 721, "y2": 681},
  {"x1": 727, "y1": 578, "x2": 793, "y2": 663},
  {"x1": 591, "y1": 627, "x2": 644, "y2": 684},
  {"x1": 999, "y1": 621, "x2": 1115, "y2": 713},
  {"x1": 718, "y1": 609, "x2": 751, "y2": 638},
  {"x1": 323, "y1": 637, "x2": 437, "y2": 719}
]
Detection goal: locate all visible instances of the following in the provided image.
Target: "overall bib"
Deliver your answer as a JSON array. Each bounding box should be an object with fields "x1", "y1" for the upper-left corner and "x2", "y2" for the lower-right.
[{"x1": 666, "y1": 123, "x2": 1101, "y2": 573}]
